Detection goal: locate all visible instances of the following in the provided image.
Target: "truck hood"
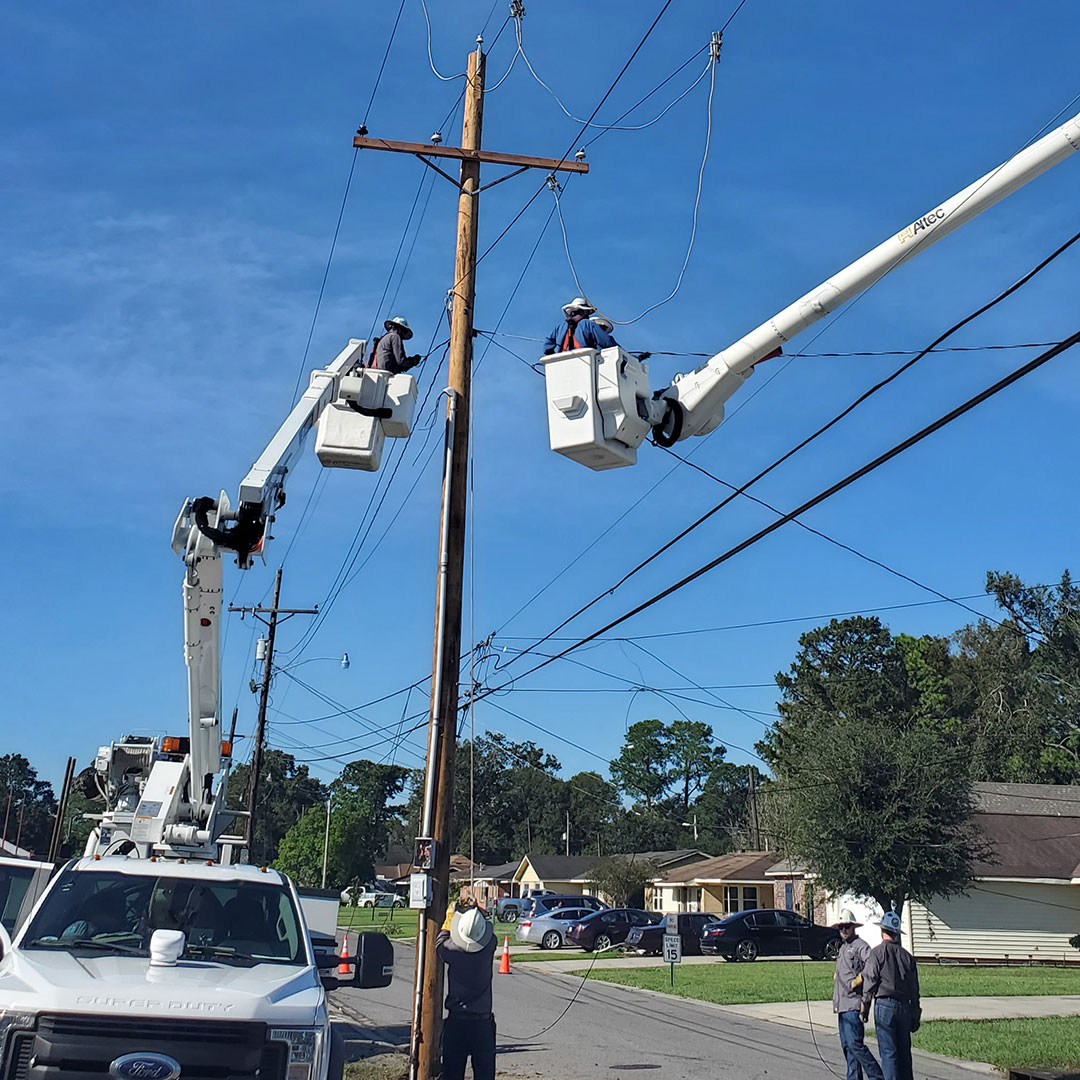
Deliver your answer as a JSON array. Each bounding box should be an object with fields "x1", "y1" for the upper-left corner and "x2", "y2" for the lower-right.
[{"x1": 0, "y1": 949, "x2": 323, "y2": 1025}]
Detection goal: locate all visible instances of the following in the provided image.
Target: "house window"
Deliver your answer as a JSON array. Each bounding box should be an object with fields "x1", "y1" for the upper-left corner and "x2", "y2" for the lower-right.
[
  {"x1": 784, "y1": 883, "x2": 794, "y2": 910},
  {"x1": 724, "y1": 885, "x2": 740, "y2": 913},
  {"x1": 742, "y1": 886, "x2": 759, "y2": 910}
]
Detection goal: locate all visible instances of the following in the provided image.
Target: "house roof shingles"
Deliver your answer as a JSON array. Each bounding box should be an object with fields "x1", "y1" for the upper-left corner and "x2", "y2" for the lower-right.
[
  {"x1": 972, "y1": 813, "x2": 1080, "y2": 881},
  {"x1": 973, "y1": 782, "x2": 1080, "y2": 818},
  {"x1": 655, "y1": 852, "x2": 779, "y2": 885}
]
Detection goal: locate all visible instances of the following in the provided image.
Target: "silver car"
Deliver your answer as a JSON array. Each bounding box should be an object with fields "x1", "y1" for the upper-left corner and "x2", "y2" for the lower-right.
[{"x1": 515, "y1": 906, "x2": 594, "y2": 949}]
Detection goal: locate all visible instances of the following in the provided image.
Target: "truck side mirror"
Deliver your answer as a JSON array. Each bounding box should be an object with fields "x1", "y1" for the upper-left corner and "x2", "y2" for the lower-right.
[
  {"x1": 0, "y1": 922, "x2": 11, "y2": 961},
  {"x1": 353, "y1": 931, "x2": 393, "y2": 989}
]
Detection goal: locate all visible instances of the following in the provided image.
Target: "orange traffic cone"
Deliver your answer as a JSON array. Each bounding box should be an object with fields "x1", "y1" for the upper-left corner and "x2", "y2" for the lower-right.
[
  {"x1": 498, "y1": 936, "x2": 511, "y2": 975},
  {"x1": 338, "y1": 933, "x2": 352, "y2": 975}
]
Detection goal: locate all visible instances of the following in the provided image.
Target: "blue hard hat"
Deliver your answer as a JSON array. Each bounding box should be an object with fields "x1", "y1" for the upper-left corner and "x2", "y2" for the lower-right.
[{"x1": 880, "y1": 911, "x2": 902, "y2": 935}]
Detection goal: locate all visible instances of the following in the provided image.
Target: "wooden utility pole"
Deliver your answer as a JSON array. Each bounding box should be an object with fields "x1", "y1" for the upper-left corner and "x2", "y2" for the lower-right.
[
  {"x1": 353, "y1": 37, "x2": 588, "y2": 1080},
  {"x1": 747, "y1": 766, "x2": 760, "y2": 851},
  {"x1": 228, "y1": 568, "x2": 317, "y2": 858},
  {"x1": 47, "y1": 756, "x2": 77, "y2": 862}
]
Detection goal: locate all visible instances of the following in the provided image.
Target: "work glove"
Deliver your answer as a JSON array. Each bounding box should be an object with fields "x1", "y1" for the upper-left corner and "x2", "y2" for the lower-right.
[
  {"x1": 910, "y1": 1006, "x2": 921, "y2": 1034},
  {"x1": 441, "y1": 903, "x2": 456, "y2": 932},
  {"x1": 850, "y1": 973, "x2": 863, "y2": 991},
  {"x1": 405, "y1": 354, "x2": 422, "y2": 369},
  {"x1": 860, "y1": 1005, "x2": 870, "y2": 1024}
]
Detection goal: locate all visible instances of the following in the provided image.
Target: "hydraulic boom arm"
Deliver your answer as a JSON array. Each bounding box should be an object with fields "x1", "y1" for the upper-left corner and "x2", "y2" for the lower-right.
[{"x1": 543, "y1": 109, "x2": 1080, "y2": 469}]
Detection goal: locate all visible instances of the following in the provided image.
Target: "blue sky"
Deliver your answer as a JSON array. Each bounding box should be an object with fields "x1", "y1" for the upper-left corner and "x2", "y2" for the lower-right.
[{"x1": 3, "y1": 0, "x2": 1079, "y2": 798}]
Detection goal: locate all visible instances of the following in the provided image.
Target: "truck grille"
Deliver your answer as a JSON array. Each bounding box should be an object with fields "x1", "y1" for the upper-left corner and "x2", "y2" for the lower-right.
[{"x1": 1, "y1": 1015, "x2": 286, "y2": 1080}]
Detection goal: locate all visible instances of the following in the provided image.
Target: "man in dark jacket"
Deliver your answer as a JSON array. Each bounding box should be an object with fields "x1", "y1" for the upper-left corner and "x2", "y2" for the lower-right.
[
  {"x1": 436, "y1": 904, "x2": 497, "y2": 1080},
  {"x1": 861, "y1": 912, "x2": 921, "y2": 1080},
  {"x1": 832, "y1": 910, "x2": 882, "y2": 1080},
  {"x1": 372, "y1": 315, "x2": 422, "y2": 374},
  {"x1": 543, "y1": 297, "x2": 617, "y2": 355}
]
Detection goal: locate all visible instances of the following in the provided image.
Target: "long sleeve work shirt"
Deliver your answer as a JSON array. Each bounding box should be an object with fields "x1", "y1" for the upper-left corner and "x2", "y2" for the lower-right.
[
  {"x1": 861, "y1": 939, "x2": 920, "y2": 1007},
  {"x1": 435, "y1": 929, "x2": 496, "y2": 1019},
  {"x1": 543, "y1": 317, "x2": 617, "y2": 355},
  {"x1": 833, "y1": 936, "x2": 872, "y2": 1013}
]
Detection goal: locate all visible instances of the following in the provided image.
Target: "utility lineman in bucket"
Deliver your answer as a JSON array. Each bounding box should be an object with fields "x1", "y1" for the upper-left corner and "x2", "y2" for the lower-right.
[
  {"x1": 831, "y1": 909, "x2": 883, "y2": 1080},
  {"x1": 543, "y1": 297, "x2": 616, "y2": 355},
  {"x1": 437, "y1": 903, "x2": 497, "y2": 1080},
  {"x1": 372, "y1": 315, "x2": 422, "y2": 374}
]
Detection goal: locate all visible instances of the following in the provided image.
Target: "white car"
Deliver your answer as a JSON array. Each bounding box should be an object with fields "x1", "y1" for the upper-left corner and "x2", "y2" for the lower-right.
[
  {"x1": 0, "y1": 857, "x2": 393, "y2": 1080},
  {"x1": 515, "y1": 906, "x2": 594, "y2": 949},
  {"x1": 346, "y1": 886, "x2": 405, "y2": 908}
]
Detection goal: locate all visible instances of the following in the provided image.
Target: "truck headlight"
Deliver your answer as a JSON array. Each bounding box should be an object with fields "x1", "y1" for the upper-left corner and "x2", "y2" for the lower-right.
[{"x1": 270, "y1": 1027, "x2": 322, "y2": 1080}]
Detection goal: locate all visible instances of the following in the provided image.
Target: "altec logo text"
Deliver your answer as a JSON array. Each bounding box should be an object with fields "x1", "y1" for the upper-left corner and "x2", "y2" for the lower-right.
[{"x1": 897, "y1": 207, "x2": 946, "y2": 244}]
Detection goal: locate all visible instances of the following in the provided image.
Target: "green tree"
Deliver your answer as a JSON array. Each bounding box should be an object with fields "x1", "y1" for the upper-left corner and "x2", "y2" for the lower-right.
[
  {"x1": 227, "y1": 749, "x2": 328, "y2": 866},
  {"x1": 694, "y1": 760, "x2": 766, "y2": 853},
  {"x1": 760, "y1": 617, "x2": 989, "y2": 914},
  {"x1": 274, "y1": 759, "x2": 408, "y2": 889},
  {"x1": 667, "y1": 720, "x2": 724, "y2": 812},
  {"x1": 587, "y1": 855, "x2": 659, "y2": 906},
  {"x1": 0, "y1": 754, "x2": 57, "y2": 856},
  {"x1": 610, "y1": 719, "x2": 672, "y2": 809}
]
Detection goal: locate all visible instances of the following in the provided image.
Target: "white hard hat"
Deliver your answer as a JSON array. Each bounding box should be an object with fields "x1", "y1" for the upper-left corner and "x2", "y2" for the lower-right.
[
  {"x1": 592, "y1": 314, "x2": 614, "y2": 332},
  {"x1": 449, "y1": 907, "x2": 494, "y2": 953},
  {"x1": 562, "y1": 296, "x2": 596, "y2": 317},
  {"x1": 384, "y1": 315, "x2": 414, "y2": 340}
]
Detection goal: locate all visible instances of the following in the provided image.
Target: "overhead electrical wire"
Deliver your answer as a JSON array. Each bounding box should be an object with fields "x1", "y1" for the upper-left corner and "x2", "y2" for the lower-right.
[
  {"x1": 477, "y1": 327, "x2": 1080, "y2": 697},
  {"x1": 418, "y1": 0, "x2": 467, "y2": 80},
  {"x1": 489, "y1": 225, "x2": 1080, "y2": 674}
]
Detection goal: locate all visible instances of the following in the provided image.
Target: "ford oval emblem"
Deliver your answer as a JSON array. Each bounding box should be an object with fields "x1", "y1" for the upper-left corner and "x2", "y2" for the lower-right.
[{"x1": 109, "y1": 1054, "x2": 182, "y2": 1080}]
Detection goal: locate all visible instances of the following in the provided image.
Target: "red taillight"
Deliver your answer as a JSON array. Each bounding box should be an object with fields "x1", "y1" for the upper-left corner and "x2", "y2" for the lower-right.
[{"x1": 520, "y1": 921, "x2": 531, "y2": 929}]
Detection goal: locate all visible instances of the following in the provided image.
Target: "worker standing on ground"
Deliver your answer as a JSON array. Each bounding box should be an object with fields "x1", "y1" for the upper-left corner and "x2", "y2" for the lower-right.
[
  {"x1": 860, "y1": 911, "x2": 921, "y2": 1080},
  {"x1": 371, "y1": 315, "x2": 422, "y2": 374},
  {"x1": 543, "y1": 297, "x2": 617, "y2": 355},
  {"x1": 832, "y1": 910, "x2": 883, "y2": 1080},
  {"x1": 436, "y1": 903, "x2": 497, "y2": 1080}
]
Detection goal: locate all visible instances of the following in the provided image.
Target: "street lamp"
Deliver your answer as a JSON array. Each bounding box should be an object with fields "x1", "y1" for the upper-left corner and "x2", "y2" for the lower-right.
[{"x1": 680, "y1": 814, "x2": 699, "y2": 841}]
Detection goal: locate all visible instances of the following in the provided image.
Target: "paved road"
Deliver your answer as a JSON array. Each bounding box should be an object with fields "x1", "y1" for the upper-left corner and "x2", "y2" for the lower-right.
[{"x1": 332, "y1": 943, "x2": 988, "y2": 1080}]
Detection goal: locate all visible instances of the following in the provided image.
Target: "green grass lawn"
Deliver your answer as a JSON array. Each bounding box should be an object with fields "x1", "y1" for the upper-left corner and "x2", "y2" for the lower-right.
[
  {"x1": 581, "y1": 961, "x2": 1080, "y2": 1005},
  {"x1": 913, "y1": 1017, "x2": 1080, "y2": 1070},
  {"x1": 337, "y1": 906, "x2": 518, "y2": 940}
]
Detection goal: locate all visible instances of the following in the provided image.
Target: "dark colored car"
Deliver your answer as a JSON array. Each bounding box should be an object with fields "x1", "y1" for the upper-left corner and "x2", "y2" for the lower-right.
[
  {"x1": 700, "y1": 908, "x2": 842, "y2": 962},
  {"x1": 624, "y1": 912, "x2": 716, "y2": 957},
  {"x1": 565, "y1": 907, "x2": 654, "y2": 952}
]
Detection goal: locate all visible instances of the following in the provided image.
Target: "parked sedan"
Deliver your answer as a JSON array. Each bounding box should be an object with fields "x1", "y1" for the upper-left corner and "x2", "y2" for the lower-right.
[
  {"x1": 700, "y1": 908, "x2": 842, "y2": 962},
  {"x1": 624, "y1": 912, "x2": 716, "y2": 956},
  {"x1": 515, "y1": 906, "x2": 595, "y2": 949},
  {"x1": 565, "y1": 908, "x2": 655, "y2": 952}
]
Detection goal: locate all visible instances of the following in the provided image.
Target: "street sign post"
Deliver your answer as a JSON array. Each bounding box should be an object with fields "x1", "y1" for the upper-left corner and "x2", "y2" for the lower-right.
[{"x1": 662, "y1": 932, "x2": 682, "y2": 987}]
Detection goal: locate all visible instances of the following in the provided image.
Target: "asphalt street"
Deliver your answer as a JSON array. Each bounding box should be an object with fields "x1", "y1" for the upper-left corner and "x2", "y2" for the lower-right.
[{"x1": 331, "y1": 943, "x2": 987, "y2": 1080}]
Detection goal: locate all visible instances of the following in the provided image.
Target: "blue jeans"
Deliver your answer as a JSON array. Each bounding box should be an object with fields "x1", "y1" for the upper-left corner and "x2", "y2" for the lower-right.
[
  {"x1": 874, "y1": 998, "x2": 913, "y2": 1080},
  {"x1": 838, "y1": 1010, "x2": 883, "y2": 1080}
]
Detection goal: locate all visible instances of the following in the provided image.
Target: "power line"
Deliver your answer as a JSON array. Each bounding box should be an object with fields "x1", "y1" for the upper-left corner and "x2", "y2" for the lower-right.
[
  {"x1": 480, "y1": 328, "x2": 1080, "y2": 694},
  {"x1": 491, "y1": 226, "x2": 1080, "y2": 673},
  {"x1": 418, "y1": 0, "x2": 467, "y2": 81}
]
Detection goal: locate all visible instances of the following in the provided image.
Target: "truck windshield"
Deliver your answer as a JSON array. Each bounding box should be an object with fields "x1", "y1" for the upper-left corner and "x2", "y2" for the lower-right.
[{"x1": 21, "y1": 870, "x2": 306, "y2": 965}]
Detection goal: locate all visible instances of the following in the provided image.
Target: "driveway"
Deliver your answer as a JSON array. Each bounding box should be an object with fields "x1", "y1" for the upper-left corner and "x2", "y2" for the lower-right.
[{"x1": 331, "y1": 941, "x2": 988, "y2": 1080}]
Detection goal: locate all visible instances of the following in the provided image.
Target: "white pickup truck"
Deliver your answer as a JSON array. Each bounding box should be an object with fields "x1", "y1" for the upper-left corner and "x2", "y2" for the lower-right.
[{"x1": 0, "y1": 857, "x2": 392, "y2": 1080}]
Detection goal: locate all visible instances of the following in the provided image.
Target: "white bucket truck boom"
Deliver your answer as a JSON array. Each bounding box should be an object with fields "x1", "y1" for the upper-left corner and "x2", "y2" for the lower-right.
[
  {"x1": 85, "y1": 339, "x2": 417, "y2": 861},
  {"x1": 543, "y1": 109, "x2": 1080, "y2": 469},
  {"x1": 1, "y1": 340, "x2": 408, "y2": 1080}
]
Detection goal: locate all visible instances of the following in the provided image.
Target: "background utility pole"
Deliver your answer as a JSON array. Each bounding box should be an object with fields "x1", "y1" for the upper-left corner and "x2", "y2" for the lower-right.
[
  {"x1": 747, "y1": 767, "x2": 760, "y2": 851},
  {"x1": 47, "y1": 756, "x2": 76, "y2": 862},
  {"x1": 352, "y1": 35, "x2": 591, "y2": 1080},
  {"x1": 229, "y1": 568, "x2": 317, "y2": 856},
  {"x1": 354, "y1": 40, "x2": 588, "y2": 1080}
]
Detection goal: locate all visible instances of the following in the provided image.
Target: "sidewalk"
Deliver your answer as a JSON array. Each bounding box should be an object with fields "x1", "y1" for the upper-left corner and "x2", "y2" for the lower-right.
[{"x1": 723, "y1": 995, "x2": 1080, "y2": 1031}]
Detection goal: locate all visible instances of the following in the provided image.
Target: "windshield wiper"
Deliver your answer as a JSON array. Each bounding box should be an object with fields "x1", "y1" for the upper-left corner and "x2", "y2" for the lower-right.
[
  {"x1": 181, "y1": 945, "x2": 258, "y2": 966},
  {"x1": 28, "y1": 938, "x2": 145, "y2": 956}
]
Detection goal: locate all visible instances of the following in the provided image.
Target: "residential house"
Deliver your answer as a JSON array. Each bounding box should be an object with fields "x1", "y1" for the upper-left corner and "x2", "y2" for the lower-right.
[
  {"x1": 459, "y1": 860, "x2": 520, "y2": 909},
  {"x1": 820, "y1": 782, "x2": 1080, "y2": 962},
  {"x1": 648, "y1": 852, "x2": 780, "y2": 915},
  {"x1": 513, "y1": 849, "x2": 708, "y2": 906}
]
